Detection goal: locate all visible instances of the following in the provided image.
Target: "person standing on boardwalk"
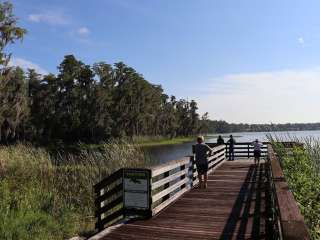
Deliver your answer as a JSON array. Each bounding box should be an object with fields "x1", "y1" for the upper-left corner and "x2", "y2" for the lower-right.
[
  {"x1": 194, "y1": 136, "x2": 213, "y2": 189},
  {"x1": 251, "y1": 139, "x2": 263, "y2": 165},
  {"x1": 217, "y1": 135, "x2": 225, "y2": 145},
  {"x1": 227, "y1": 135, "x2": 236, "y2": 161}
]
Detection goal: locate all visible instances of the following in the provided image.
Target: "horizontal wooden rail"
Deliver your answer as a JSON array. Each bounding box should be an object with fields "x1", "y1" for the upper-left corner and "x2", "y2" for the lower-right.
[
  {"x1": 192, "y1": 145, "x2": 226, "y2": 183},
  {"x1": 194, "y1": 142, "x2": 268, "y2": 159},
  {"x1": 226, "y1": 142, "x2": 268, "y2": 159},
  {"x1": 93, "y1": 144, "x2": 227, "y2": 231},
  {"x1": 93, "y1": 141, "x2": 311, "y2": 238},
  {"x1": 267, "y1": 144, "x2": 310, "y2": 240},
  {"x1": 94, "y1": 169, "x2": 124, "y2": 231},
  {"x1": 151, "y1": 158, "x2": 190, "y2": 178},
  {"x1": 151, "y1": 144, "x2": 226, "y2": 215}
]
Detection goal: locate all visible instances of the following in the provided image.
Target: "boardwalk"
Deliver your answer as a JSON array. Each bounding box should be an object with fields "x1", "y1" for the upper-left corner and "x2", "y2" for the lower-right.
[{"x1": 103, "y1": 159, "x2": 267, "y2": 240}]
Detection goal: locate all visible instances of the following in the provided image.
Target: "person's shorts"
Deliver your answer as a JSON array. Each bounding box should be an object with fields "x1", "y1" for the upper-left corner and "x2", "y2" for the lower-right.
[
  {"x1": 254, "y1": 150, "x2": 261, "y2": 158},
  {"x1": 196, "y1": 162, "x2": 208, "y2": 175}
]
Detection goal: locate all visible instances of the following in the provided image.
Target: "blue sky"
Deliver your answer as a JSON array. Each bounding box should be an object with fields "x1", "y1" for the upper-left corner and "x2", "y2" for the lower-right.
[{"x1": 8, "y1": 0, "x2": 320, "y2": 124}]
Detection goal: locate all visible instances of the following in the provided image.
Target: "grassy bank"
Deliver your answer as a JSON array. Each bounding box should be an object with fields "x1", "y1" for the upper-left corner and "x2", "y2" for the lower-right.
[
  {"x1": 132, "y1": 136, "x2": 195, "y2": 147},
  {"x1": 0, "y1": 140, "x2": 147, "y2": 240},
  {"x1": 270, "y1": 137, "x2": 320, "y2": 239}
]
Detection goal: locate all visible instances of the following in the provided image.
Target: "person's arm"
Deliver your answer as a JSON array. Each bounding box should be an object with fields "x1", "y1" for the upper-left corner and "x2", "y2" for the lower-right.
[{"x1": 205, "y1": 144, "x2": 213, "y2": 156}]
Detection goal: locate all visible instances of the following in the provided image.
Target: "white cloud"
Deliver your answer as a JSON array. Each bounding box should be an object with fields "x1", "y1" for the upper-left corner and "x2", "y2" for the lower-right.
[
  {"x1": 77, "y1": 27, "x2": 90, "y2": 36},
  {"x1": 298, "y1": 37, "x2": 304, "y2": 45},
  {"x1": 9, "y1": 57, "x2": 49, "y2": 75},
  {"x1": 193, "y1": 68, "x2": 320, "y2": 124},
  {"x1": 28, "y1": 12, "x2": 69, "y2": 25}
]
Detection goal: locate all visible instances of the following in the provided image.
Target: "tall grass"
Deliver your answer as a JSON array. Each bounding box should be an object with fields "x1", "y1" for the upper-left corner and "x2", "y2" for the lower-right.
[
  {"x1": 269, "y1": 135, "x2": 320, "y2": 239},
  {"x1": 131, "y1": 135, "x2": 194, "y2": 147},
  {"x1": 0, "y1": 140, "x2": 147, "y2": 240}
]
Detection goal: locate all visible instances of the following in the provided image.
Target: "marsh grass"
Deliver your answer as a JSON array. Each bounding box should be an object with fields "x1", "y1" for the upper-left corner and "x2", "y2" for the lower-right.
[
  {"x1": 0, "y1": 140, "x2": 147, "y2": 240},
  {"x1": 132, "y1": 135, "x2": 194, "y2": 147},
  {"x1": 268, "y1": 135, "x2": 320, "y2": 239}
]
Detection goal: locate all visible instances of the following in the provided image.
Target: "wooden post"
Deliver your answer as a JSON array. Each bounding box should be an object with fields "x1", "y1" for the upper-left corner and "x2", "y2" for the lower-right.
[
  {"x1": 268, "y1": 145, "x2": 310, "y2": 240},
  {"x1": 248, "y1": 143, "x2": 250, "y2": 158},
  {"x1": 189, "y1": 155, "x2": 195, "y2": 186},
  {"x1": 95, "y1": 190, "x2": 103, "y2": 231},
  {"x1": 180, "y1": 164, "x2": 186, "y2": 189},
  {"x1": 162, "y1": 170, "x2": 170, "y2": 202},
  {"x1": 226, "y1": 144, "x2": 229, "y2": 159}
]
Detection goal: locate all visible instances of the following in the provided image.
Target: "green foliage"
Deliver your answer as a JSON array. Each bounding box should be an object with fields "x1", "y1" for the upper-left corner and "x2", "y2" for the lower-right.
[
  {"x1": 0, "y1": 141, "x2": 147, "y2": 239},
  {"x1": 1, "y1": 54, "x2": 205, "y2": 143},
  {"x1": 271, "y1": 139, "x2": 320, "y2": 239},
  {"x1": 0, "y1": 2, "x2": 206, "y2": 144},
  {"x1": 0, "y1": 1, "x2": 26, "y2": 64},
  {"x1": 0, "y1": 1, "x2": 27, "y2": 143},
  {"x1": 132, "y1": 135, "x2": 194, "y2": 147},
  {"x1": 207, "y1": 120, "x2": 320, "y2": 133}
]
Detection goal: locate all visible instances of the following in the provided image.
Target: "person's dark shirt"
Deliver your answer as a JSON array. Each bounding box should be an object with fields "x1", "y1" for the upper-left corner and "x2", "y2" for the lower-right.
[
  {"x1": 227, "y1": 138, "x2": 236, "y2": 148},
  {"x1": 195, "y1": 143, "x2": 212, "y2": 164},
  {"x1": 217, "y1": 137, "x2": 224, "y2": 145}
]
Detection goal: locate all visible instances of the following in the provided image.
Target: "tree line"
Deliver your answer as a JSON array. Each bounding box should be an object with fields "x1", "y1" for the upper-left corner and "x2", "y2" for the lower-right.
[
  {"x1": 207, "y1": 120, "x2": 320, "y2": 133},
  {"x1": 2, "y1": 54, "x2": 207, "y2": 143},
  {"x1": 0, "y1": 3, "x2": 207, "y2": 144},
  {"x1": 2, "y1": 2, "x2": 319, "y2": 145}
]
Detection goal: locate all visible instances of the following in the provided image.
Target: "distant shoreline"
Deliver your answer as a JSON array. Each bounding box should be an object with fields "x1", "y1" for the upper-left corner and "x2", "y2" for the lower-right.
[{"x1": 136, "y1": 136, "x2": 194, "y2": 147}]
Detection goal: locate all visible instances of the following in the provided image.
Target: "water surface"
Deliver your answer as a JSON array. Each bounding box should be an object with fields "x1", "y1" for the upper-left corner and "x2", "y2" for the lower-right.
[{"x1": 145, "y1": 130, "x2": 320, "y2": 164}]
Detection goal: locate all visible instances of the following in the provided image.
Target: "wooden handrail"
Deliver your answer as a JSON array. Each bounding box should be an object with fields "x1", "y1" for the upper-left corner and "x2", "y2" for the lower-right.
[
  {"x1": 94, "y1": 169, "x2": 124, "y2": 231},
  {"x1": 267, "y1": 144, "x2": 310, "y2": 240},
  {"x1": 93, "y1": 141, "x2": 310, "y2": 238},
  {"x1": 151, "y1": 157, "x2": 190, "y2": 178},
  {"x1": 193, "y1": 142, "x2": 268, "y2": 159},
  {"x1": 93, "y1": 144, "x2": 227, "y2": 230},
  {"x1": 151, "y1": 144, "x2": 226, "y2": 215}
]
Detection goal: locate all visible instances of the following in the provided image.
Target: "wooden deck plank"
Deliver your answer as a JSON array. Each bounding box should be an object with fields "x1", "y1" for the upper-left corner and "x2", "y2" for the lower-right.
[{"x1": 100, "y1": 159, "x2": 267, "y2": 240}]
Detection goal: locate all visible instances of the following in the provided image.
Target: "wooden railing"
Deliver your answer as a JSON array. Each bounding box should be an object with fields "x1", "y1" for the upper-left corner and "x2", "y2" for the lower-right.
[
  {"x1": 94, "y1": 144, "x2": 226, "y2": 231},
  {"x1": 152, "y1": 144, "x2": 226, "y2": 215},
  {"x1": 150, "y1": 157, "x2": 191, "y2": 216},
  {"x1": 191, "y1": 144, "x2": 226, "y2": 184},
  {"x1": 225, "y1": 142, "x2": 268, "y2": 159},
  {"x1": 266, "y1": 143, "x2": 310, "y2": 240},
  {"x1": 94, "y1": 141, "x2": 310, "y2": 239},
  {"x1": 94, "y1": 169, "x2": 123, "y2": 231}
]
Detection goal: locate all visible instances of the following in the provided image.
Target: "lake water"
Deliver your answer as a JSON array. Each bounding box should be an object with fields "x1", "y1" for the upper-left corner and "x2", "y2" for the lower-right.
[{"x1": 145, "y1": 130, "x2": 320, "y2": 164}]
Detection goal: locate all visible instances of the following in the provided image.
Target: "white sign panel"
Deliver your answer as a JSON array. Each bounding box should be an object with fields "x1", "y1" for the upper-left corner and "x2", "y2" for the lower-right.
[
  {"x1": 124, "y1": 192, "x2": 148, "y2": 209},
  {"x1": 124, "y1": 178, "x2": 148, "y2": 192},
  {"x1": 123, "y1": 169, "x2": 150, "y2": 210}
]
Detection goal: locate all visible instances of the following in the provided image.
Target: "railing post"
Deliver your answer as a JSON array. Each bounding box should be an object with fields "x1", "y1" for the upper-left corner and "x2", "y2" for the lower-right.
[
  {"x1": 162, "y1": 170, "x2": 170, "y2": 202},
  {"x1": 180, "y1": 164, "x2": 186, "y2": 189},
  {"x1": 189, "y1": 155, "x2": 195, "y2": 187},
  {"x1": 226, "y1": 143, "x2": 229, "y2": 159},
  {"x1": 248, "y1": 143, "x2": 250, "y2": 158},
  {"x1": 95, "y1": 189, "x2": 103, "y2": 231}
]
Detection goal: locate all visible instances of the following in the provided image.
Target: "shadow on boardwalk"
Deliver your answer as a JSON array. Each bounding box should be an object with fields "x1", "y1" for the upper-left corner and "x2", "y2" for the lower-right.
[
  {"x1": 219, "y1": 163, "x2": 266, "y2": 240},
  {"x1": 101, "y1": 160, "x2": 267, "y2": 240}
]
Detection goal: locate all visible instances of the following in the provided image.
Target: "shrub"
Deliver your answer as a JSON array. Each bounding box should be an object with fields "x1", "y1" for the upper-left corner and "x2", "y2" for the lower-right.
[
  {"x1": 270, "y1": 137, "x2": 320, "y2": 239},
  {"x1": 0, "y1": 140, "x2": 147, "y2": 239}
]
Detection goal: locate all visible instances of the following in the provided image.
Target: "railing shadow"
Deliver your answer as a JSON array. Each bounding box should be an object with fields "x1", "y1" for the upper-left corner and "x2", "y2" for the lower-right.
[{"x1": 219, "y1": 163, "x2": 265, "y2": 240}]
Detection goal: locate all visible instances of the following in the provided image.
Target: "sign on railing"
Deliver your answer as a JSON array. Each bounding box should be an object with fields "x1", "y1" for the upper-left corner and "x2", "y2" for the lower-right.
[
  {"x1": 94, "y1": 141, "x2": 310, "y2": 239},
  {"x1": 123, "y1": 169, "x2": 151, "y2": 212}
]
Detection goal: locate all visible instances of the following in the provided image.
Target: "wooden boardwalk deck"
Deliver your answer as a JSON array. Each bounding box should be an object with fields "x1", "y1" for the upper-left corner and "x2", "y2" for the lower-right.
[{"x1": 103, "y1": 159, "x2": 267, "y2": 240}]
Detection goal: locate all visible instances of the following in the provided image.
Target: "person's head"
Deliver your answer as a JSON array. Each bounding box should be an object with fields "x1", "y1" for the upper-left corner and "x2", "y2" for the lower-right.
[
  {"x1": 230, "y1": 134, "x2": 233, "y2": 138},
  {"x1": 218, "y1": 135, "x2": 222, "y2": 139},
  {"x1": 197, "y1": 135, "x2": 204, "y2": 143},
  {"x1": 255, "y1": 139, "x2": 259, "y2": 142}
]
